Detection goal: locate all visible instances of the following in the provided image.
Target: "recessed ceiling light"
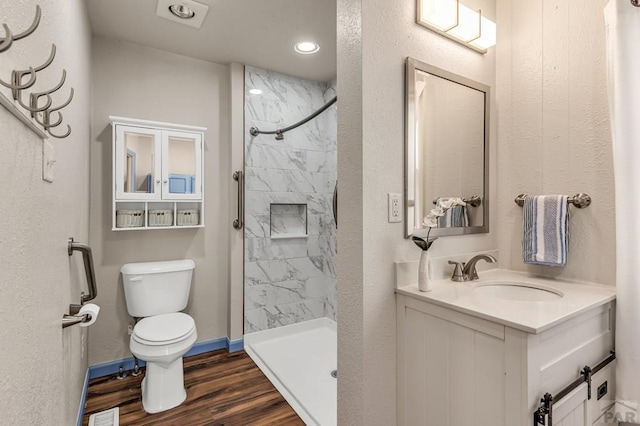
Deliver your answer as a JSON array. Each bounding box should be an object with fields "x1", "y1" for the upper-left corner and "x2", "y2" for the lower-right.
[
  {"x1": 169, "y1": 4, "x2": 196, "y2": 19},
  {"x1": 294, "y1": 41, "x2": 320, "y2": 55},
  {"x1": 249, "y1": 89, "x2": 263, "y2": 95},
  {"x1": 157, "y1": 0, "x2": 209, "y2": 28}
]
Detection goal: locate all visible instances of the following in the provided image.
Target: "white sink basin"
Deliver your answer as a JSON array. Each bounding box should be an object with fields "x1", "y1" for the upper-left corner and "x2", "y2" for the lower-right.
[{"x1": 473, "y1": 281, "x2": 564, "y2": 302}]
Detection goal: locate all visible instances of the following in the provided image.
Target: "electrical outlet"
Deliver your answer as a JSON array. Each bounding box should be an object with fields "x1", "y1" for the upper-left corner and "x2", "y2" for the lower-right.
[
  {"x1": 127, "y1": 324, "x2": 133, "y2": 335},
  {"x1": 388, "y1": 193, "x2": 402, "y2": 223}
]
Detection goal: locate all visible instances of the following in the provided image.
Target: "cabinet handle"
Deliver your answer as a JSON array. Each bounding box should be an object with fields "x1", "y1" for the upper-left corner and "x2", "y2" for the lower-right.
[
  {"x1": 233, "y1": 171, "x2": 243, "y2": 230},
  {"x1": 155, "y1": 180, "x2": 160, "y2": 184},
  {"x1": 163, "y1": 180, "x2": 168, "y2": 184}
]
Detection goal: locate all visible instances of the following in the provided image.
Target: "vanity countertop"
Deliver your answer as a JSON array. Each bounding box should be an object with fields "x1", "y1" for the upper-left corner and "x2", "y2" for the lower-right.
[{"x1": 395, "y1": 269, "x2": 616, "y2": 334}]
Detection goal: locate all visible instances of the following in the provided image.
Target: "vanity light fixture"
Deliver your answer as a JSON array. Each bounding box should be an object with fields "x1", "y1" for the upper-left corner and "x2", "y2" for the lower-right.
[
  {"x1": 294, "y1": 41, "x2": 320, "y2": 55},
  {"x1": 416, "y1": 0, "x2": 496, "y2": 53},
  {"x1": 249, "y1": 88, "x2": 263, "y2": 95},
  {"x1": 168, "y1": 3, "x2": 196, "y2": 19}
]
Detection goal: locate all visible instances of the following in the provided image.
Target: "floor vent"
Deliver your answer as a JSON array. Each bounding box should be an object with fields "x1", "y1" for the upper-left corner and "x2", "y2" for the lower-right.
[{"x1": 88, "y1": 407, "x2": 119, "y2": 426}]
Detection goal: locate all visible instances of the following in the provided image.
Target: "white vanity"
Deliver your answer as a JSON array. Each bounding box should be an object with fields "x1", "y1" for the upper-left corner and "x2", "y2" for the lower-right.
[{"x1": 395, "y1": 268, "x2": 616, "y2": 426}]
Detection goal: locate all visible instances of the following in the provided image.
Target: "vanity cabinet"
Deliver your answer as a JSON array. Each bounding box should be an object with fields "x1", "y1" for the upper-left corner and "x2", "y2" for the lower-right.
[
  {"x1": 110, "y1": 116, "x2": 205, "y2": 230},
  {"x1": 396, "y1": 295, "x2": 615, "y2": 426}
]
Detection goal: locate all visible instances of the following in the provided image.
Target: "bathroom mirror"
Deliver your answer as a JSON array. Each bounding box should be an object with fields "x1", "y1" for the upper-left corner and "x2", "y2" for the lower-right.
[
  {"x1": 405, "y1": 57, "x2": 490, "y2": 238},
  {"x1": 165, "y1": 134, "x2": 198, "y2": 195},
  {"x1": 122, "y1": 131, "x2": 157, "y2": 195}
]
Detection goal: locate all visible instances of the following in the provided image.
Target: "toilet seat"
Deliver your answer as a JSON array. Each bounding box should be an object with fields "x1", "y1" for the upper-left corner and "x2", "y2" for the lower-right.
[{"x1": 132, "y1": 312, "x2": 195, "y2": 346}]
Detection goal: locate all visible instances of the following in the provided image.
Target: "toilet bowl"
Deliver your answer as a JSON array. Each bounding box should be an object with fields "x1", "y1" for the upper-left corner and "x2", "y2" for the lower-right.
[
  {"x1": 121, "y1": 259, "x2": 197, "y2": 414},
  {"x1": 130, "y1": 313, "x2": 197, "y2": 413}
]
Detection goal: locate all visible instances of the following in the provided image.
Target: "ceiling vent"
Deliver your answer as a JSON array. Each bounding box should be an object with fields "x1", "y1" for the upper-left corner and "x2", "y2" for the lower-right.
[{"x1": 156, "y1": 0, "x2": 210, "y2": 29}]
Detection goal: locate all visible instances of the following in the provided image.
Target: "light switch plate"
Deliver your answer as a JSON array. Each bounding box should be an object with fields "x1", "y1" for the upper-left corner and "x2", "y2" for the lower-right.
[
  {"x1": 388, "y1": 193, "x2": 402, "y2": 223},
  {"x1": 42, "y1": 141, "x2": 55, "y2": 183}
]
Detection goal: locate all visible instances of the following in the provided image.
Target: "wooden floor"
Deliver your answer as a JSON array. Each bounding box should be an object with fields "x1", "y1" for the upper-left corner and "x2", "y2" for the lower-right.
[{"x1": 82, "y1": 349, "x2": 304, "y2": 426}]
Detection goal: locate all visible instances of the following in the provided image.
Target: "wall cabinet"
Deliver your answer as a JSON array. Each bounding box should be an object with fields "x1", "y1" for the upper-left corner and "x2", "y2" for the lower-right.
[
  {"x1": 396, "y1": 295, "x2": 615, "y2": 426},
  {"x1": 110, "y1": 116, "x2": 205, "y2": 230}
]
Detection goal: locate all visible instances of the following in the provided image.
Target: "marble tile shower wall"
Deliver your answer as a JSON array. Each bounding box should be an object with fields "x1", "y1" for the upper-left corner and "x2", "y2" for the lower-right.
[{"x1": 244, "y1": 66, "x2": 337, "y2": 333}]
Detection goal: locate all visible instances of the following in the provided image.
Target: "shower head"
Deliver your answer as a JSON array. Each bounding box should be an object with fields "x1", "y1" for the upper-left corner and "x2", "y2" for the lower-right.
[{"x1": 275, "y1": 130, "x2": 284, "y2": 140}]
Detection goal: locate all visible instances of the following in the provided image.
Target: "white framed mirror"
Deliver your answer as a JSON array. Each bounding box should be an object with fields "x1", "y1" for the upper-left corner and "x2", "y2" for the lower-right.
[{"x1": 405, "y1": 57, "x2": 490, "y2": 238}]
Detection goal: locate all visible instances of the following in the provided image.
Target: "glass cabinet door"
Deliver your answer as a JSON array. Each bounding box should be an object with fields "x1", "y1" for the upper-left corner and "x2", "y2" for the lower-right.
[
  {"x1": 115, "y1": 125, "x2": 162, "y2": 200},
  {"x1": 161, "y1": 130, "x2": 203, "y2": 200}
]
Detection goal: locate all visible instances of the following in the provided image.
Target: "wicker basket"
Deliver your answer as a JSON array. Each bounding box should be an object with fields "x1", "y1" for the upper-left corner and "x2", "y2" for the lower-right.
[
  {"x1": 148, "y1": 209, "x2": 173, "y2": 227},
  {"x1": 116, "y1": 210, "x2": 144, "y2": 228},
  {"x1": 177, "y1": 209, "x2": 200, "y2": 226}
]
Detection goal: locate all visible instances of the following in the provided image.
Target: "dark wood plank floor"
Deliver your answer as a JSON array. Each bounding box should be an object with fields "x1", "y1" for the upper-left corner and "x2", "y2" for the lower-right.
[{"x1": 82, "y1": 349, "x2": 304, "y2": 426}]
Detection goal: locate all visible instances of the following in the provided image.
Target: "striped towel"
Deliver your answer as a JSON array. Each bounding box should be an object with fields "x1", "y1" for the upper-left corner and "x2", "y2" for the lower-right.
[
  {"x1": 436, "y1": 198, "x2": 469, "y2": 228},
  {"x1": 522, "y1": 195, "x2": 569, "y2": 266}
]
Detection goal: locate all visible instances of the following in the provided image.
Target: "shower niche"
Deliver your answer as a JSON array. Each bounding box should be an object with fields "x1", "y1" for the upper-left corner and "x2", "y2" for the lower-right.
[
  {"x1": 110, "y1": 116, "x2": 205, "y2": 230},
  {"x1": 270, "y1": 203, "x2": 308, "y2": 239}
]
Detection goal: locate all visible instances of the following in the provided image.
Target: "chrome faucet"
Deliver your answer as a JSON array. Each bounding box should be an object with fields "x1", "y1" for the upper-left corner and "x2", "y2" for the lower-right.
[{"x1": 448, "y1": 254, "x2": 497, "y2": 282}]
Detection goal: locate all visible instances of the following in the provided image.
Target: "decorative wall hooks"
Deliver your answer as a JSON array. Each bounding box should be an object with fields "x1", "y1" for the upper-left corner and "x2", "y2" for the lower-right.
[
  {"x1": 0, "y1": 5, "x2": 41, "y2": 53},
  {"x1": 0, "y1": 6, "x2": 74, "y2": 139}
]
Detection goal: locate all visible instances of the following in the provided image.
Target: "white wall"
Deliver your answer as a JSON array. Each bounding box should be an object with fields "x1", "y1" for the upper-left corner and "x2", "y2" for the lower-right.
[
  {"x1": 496, "y1": 0, "x2": 614, "y2": 284},
  {"x1": 0, "y1": 0, "x2": 92, "y2": 424},
  {"x1": 89, "y1": 38, "x2": 230, "y2": 365},
  {"x1": 337, "y1": 0, "x2": 497, "y2": 422}
]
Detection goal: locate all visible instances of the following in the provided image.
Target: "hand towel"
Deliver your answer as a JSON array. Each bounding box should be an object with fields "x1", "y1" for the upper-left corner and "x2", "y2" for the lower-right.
[
  {"x1": 522, "y1": 195, "x2": 569, "y2": 266},
  {"x1": 435, "y1": 198, "x2": 469, "y2": 228}
]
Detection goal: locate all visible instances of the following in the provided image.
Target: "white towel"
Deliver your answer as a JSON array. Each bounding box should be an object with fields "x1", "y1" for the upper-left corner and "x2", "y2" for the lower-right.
[{"x1": 522, "y1": 195, "x2": 569, "y2": 266}]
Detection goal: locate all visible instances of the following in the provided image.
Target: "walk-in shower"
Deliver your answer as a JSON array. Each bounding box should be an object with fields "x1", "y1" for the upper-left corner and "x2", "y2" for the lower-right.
[{"x1": 242, "y1": 65, "x2": 337, "y2": 425}]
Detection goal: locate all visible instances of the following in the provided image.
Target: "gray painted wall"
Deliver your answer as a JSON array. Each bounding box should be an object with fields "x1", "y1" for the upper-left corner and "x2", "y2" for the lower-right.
[{"x1": 89, "y1": 38, "x2": 230, "y2": 365}]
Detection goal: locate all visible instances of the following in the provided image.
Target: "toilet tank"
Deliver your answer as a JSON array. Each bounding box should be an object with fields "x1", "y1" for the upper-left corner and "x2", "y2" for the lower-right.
[{"x1": 121, "y1": 259, "x2": 195, "y2": 317}]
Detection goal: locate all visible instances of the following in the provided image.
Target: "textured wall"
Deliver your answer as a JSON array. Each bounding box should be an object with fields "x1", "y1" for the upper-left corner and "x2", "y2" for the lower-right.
[
  {"x1": 495, "y1": 0, "x2": 614, "y2": 284},
  {"x1": 244, "y1": 66, "x2": 337, "y2": 332},
  {"x1": 337, "y1": 0, "x2": 497, "y2": 422},
  {"x1": 89, "y1": 38, "x2": 230, "y2": 365},
  {"x1": 0, "y1": 1, "x2": 91, "y2": 424}
]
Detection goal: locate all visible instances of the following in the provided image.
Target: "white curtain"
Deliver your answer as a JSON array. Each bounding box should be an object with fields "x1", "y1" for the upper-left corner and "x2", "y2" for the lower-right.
[{"x1": 606, "y1": 0, "x2": 640, "y2": 419}]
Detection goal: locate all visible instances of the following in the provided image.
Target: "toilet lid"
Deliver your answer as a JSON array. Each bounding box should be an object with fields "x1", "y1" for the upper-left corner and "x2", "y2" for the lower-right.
[{"x1": 132, "y1": 313, "x2": 195, "y2": 345}]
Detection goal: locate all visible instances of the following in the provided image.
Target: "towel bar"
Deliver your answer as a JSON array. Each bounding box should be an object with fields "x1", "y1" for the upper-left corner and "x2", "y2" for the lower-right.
[{"x1": 514, "y1": 193, "x2": 591, "y2": 209}]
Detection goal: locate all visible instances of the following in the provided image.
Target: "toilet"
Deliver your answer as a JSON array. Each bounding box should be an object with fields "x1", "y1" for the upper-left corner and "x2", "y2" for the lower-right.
[{"x1": 121, "y1": 259, "x2": 197, "y2": 414}]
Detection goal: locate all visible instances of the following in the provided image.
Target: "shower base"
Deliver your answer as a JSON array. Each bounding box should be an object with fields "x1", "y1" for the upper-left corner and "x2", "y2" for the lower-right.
[{"x1": 244, "y1": 317, "x2": 337, "y2": 426}]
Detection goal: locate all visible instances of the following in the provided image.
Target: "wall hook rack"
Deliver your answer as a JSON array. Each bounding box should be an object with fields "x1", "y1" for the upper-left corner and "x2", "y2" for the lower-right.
[
  {"x1": 31, "y1": 68, "x2": 66, "y2": 101},
  {"x1": 47, "y1": 123, "x2": 71, "y2": 139},
  {"x1": 0, "y1": 44, "x2": 56, "y2": 99},
  {"x1": 0, "y1": 5, "x2": 41, "y2": 53},
  {"x1": 0, "y1": 6, "x2": 74, "y2": 139},
  {"x1": 0, "y1": 24, "x2": 13, "y2": 53},
  {"x1": 0, "y1": 66, "x2": 36, "y2": 92},
  {"x1": 21, "y1": 92, "x2": 51, "y2": 114}
]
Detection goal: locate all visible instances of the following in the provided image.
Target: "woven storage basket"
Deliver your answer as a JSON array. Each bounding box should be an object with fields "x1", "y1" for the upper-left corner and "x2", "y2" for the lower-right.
[
  {"x1": 116, "y1": 210, "x2": 144, "y2": 228},
  {"x1": 177, "y1": 209, "x2": 200, "y2": 226},
  {"x1": 148, "y1": 209, "x2": 173, "y2": 227}
]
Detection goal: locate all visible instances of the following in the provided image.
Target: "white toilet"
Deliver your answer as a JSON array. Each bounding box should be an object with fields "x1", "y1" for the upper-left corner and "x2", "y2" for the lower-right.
[{"x1": 121, "y1": 259, "x2": 198, "y2": 414}]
